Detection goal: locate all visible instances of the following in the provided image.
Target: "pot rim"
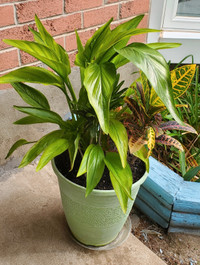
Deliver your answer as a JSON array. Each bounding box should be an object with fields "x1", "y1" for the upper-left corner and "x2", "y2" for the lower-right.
[{"x1": 51, "y1": 158, "x2": 148, "y2": 196}]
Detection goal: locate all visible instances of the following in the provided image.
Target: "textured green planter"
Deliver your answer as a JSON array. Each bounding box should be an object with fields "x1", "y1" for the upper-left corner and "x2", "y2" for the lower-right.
[{"x1": 52, "y1": 159, "x2": 148, "y2": 247}]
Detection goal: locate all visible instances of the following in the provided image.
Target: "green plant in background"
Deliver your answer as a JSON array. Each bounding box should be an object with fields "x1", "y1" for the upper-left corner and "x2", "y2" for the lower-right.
[
  {"x1": 153, "y1": 55, "x2": 200, "y2": 181},
  {"x1": 0, "y1": 14, "x2": 184, "y2": 212}
]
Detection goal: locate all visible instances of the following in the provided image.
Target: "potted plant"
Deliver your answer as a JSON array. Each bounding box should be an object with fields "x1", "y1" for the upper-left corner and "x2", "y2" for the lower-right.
[{"x1": 0, "y1": 14, "x2": 186, "y2": 247}]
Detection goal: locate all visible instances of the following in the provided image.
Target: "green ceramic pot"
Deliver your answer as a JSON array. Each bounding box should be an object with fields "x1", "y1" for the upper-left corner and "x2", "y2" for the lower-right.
[{"x1": 52, "y1": 158, "x2": 148, "y2": 246}]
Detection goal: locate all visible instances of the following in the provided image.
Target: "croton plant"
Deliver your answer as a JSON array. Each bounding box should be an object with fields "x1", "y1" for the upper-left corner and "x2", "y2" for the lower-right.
[
  {"x1": 123, "y1": 65, "x2": 197, "y2": 168},
  {"x1": 0, "y1": 15, "x2": 197, "y2": 212}
]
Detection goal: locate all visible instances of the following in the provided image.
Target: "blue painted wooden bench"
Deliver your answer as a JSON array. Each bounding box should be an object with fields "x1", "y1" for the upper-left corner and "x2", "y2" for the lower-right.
[{"x1": 135, "y1": 157, "x2": 200, "y2": 235}]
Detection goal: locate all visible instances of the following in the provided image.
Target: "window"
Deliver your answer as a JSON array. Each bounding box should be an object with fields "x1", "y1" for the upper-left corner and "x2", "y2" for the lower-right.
[
  {"x1": 163, "y1": 0, "x2": 200, "y2": 31},
  {"x1": 148, "y1": 0, "x2": 200, "y2": 63}
]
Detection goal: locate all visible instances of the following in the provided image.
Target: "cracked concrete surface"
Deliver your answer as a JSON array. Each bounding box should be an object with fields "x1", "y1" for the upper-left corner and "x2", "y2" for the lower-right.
[{"x1": 0, "y1": 162, "x2": 166, "y2": 265}]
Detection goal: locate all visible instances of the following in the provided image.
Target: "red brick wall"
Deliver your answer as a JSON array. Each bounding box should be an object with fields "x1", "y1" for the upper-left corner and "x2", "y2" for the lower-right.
[{"x1": 0, "y1": 0, "x2": 150, "y2": 90}]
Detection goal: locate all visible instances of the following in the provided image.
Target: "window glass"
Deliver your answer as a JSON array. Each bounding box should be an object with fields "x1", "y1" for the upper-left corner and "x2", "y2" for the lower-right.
[{"x1": 177, "y1": 0, "x2": 200, "y2": 17}]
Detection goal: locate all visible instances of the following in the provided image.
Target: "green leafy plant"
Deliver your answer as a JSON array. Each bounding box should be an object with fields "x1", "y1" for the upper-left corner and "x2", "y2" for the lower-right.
[
  {"x1": 121, "y1": 63, "x2": 197, "y2": 170},
  {"x1": 152, "y1": 56, "x2": 200, "y2": 181},
  {"x1": 0, "y1": 14, "x2": 184, "y2": 213}
]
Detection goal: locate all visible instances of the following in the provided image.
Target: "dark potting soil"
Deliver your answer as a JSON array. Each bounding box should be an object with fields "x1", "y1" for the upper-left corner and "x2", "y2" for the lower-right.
[{"x1": 54, "y1": 150, "x2": 145, "y2": 190}]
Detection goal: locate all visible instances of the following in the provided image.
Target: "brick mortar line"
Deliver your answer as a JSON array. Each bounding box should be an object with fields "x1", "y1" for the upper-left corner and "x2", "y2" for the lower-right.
[
  {"x1": 118, "y1": 0, "x2": 139, "y2": 3},
  {"x1": 0, "y1": 47, "x2": 17, "y2": 54},
  {"x1": 0, "y1": 60, "x2": 41, "y2": 75},
  {"x1": 117, "y1": 3, "x2": 120, "y2": 20},
  {"x1": 81, "y1": 2, "x2": 119, "y2": 13},
  {"x1": 17, "y1": 48, "x2": 22, "y2": 66},
  {"x1": 62, "y1": 0, "x2": 65, "y2": 15},
  {"x1": 13, "y1": 4, "x2": 18, "y2": 25},
  {"x1": 63, "y1": 34, "x2": 66, "y2": 50},
  {"x1": 81, "y1": 11, "x2": 84, "y2": 29},
  {"x1": 68, "y1": 50, "x2": 77, "y2": 55},
  {"x1": 0, "y1": 0, "x2": 34, "y2": 7}
]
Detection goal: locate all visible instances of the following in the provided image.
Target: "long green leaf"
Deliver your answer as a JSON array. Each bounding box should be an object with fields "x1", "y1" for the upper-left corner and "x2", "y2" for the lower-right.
[
  {"x1": 111, "y1": 54, "x2": 129, "y2": 69},
  {"x1": 19, "y1": 130, "x2": 64, "y2": 168},
  {"x1": 97, "y1": 28, "x2": 159, "y2": 64},
  {"x1": 104, "y1": 152, "x2": 132, "y2": 199},
  {"x1": 34, "y1": 15, "x2": 70, "y2": 68},
  {"x1": 29, "y1": 27, "x2": 44, "y2": 44},
  {"x1": 86, "y1": 145, "x2": 105, "y2": 197},
  {"x1": 36, "y1": 138, "x2": 69, "y2": 171},
  {"x1": 110, "y1": 172, "x2": 128, "y2": 214},
  {"x1": 68, "y1": 134, "x2": 80, "y2": 171},
  {"x1": 14, "y1": 106, "x2": 66, "y2": 128},
  {"x1": 101, "y1": 14, "x2": 145, "y2": 62},
  {"x1": 109, "y1": 119, "x2": 128, "y2": 168},
  {"x1": 4, "y1": 39, "x2": 58, "y2": 60},
  {"x1": 3, "y1": 39, "x2": 70, "y2": 78},
  {"x1": 12, "y1": 82, "x2": 50, "y2": 109},
  {"x1": 179, "y1": 150, "x2": 186, "y2": 176},
  {"x1": 0, "y1": 66, "x2": 64, "y2": 90},
  {"x1": 116, "y1": 43, "x2": 183, "y2": 125},
  {"x1": 75, "y1": 31, "x2": 84, "y2": 85},
  {"x1": 183, "y1": 165, "x2": 200, "y2": 181},
  {"x1": 133, "y1": 146, "x2": 149, "y2": 172},
  {"x1": 32, "y1": 15, "x2": 76, "y2": 102},
  {"x1": 5, "y1": 139, "x2": 34, "y2": 159},
  {"x1": 112, "y1": 14, "x2": 144, "y2": 35},
  {"x1": 83, "y1": 62, "x2": 117, "y2": 134},
  {"x1": 75, "y1": 18, "x2": 113, "y2": 67},
  {"x1": 147, "y1": 42, "x2": 181, "y2": 50},
  {"x1": 85, "y1": 18, "x2": 113, "y2": 61},
  {"x1": 77, "y1": 144, "x2": 94, "y2": 176},
  {"x1": 14, "y1": 116, "x2": 47, "y2": 125}
]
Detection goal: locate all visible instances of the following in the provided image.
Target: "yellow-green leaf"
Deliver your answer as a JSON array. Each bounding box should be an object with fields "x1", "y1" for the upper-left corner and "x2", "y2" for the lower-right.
[
  {"x1": 147, "y1": 127, "x2": 155, "y2": 157},
  {"x1": 171, "y1": 64, "x2": 196, "y2": 99}
]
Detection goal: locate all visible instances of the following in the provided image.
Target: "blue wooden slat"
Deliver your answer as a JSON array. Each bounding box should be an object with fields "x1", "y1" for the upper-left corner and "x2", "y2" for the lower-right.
[
  {"x1": 168, "y1": 227, "x2": 200, "y2": 235},
  {"x1": 136, "y1": 157, "x2": 200, "y2": 234},
  {"x1": 137, "y1": 186, "x2": 172, "y2": 221},
  {"x1": 142, "y1": 157, "x2": 184, "y2": 206},
  {"x1": 170, "y1": 212, "x2": 200, "y2": 228},
  {"x1": 135, "y1": 197, "x2": 169, "y2": 228},
  {"x1": 173, "y1": 181, "x2": 200, "y2": 214}
]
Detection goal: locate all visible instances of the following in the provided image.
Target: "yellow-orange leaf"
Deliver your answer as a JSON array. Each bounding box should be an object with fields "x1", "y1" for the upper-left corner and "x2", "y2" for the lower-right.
[{"x1": 129, "y1": 135, "x2": 147, "y2": 154}]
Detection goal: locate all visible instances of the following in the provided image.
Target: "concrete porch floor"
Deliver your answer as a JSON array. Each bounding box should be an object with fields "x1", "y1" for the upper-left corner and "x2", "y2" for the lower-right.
[{"x1": 0, "y1": 162, "x2": 166, "y2": 265}]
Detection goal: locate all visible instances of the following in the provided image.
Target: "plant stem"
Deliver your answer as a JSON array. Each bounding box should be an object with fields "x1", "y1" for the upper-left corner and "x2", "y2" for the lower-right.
[
  {"x1": 65, "y1": 76, "x2": 77, "y2": 103},
  {"x1": 175, "y1": 54, "x2": 194, "y2": 68},
  {"x1": 78, "y1": 147, "x2": 83, "y2": 158},
  {"x1": 60, "y1": 83, "x2": 75, "y2": 118},
  {"x1": 99, "y1": 129, "x2": 102, "y2": 145},
  {"x1": 194, "y1": 66, "x2": 199, "y2": 125}
]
